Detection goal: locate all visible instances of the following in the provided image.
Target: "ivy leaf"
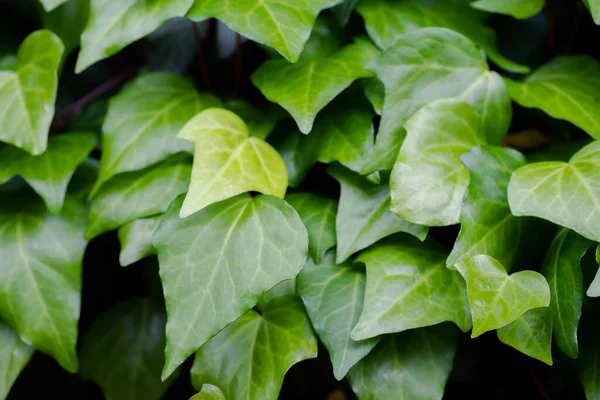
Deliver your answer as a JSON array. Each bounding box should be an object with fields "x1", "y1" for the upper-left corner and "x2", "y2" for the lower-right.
[
  {"x1": 541, "y1": 228, "x2": 590, "y2": 358},
  {"x1": 506, "y1": 56, "x2": 600, "y2": 140},
  {"x1": 0, "y1": 30, "x2": 63, "y2": 155},
  {"x1": 390, "y1": 99, "x2": 487, "y2": 226},
  {"x1": 80, "y1": 299, "x2": 175, "y2": 400},
  {"x1": 43, "y1": 0, "x2": 90, "y2": 56},
  {"x1": 470, "y1": 0, "x2": 544, "y2": 19},
  {"x1": 0, "y1": 132, "x2": 95, "y2": 214},
  {"x1": 92, "y1": 73, "x2": 220, "y2": 196},
  {"x1": 153, "y1": 194, "x2": 308, "y2": 379},
  {"x1": 252, "y1": 38, "x2": 379, "y2": 133},
  {"x1": 86, "y1": 156, "x2": 191, "y2": 239},
  {"x1": 361, "y1": 27, "x2": 511, "y2": 174},
  {"x1": 118, "y1": 216, "x2": 160, "y2": 267},
  {"x1": 508, "y1": 141, "x2": 600, "y2": 242},
  {"x1": 76, "y1": 0, "x2": 194, "y2": 72},
  {"x1": 351, "y1": 236, "x2": 471, "y2": 341},
  {"x1": 333, "y1": 0, "x2": 359, "y2": 25},
  {"x1": 580, "y1": 336, "x2": 600, "y2": 399},
  {"x1": 455, "y1": 255, "x2": 551, "y2": 337},
  {"x1": 39, "y1": 0, "x2": 70, "y2": 12},
  {"x1": 589, "y1": 258, "x2": 600, "y2": 297},
  {"x1": 0, "y1": 193, "x2": 86, "y2": 373},
  {"x1": 225, "y1": 100, "x2": 281, "y2": 140},
  {"x1": 585, "y1": 0, "x2": 600, "y2": 24},
  {"x1": 0, "y1": 321, "x2": 33, "y2": 400},
  {"x1": 296, "y1": 262, "x2": 379, "y2": 379},
  {"x1": 286, "y1": 193, "x2": 337, "y2": 264},
  {"x1": 190, "y1": 296, "x2": 317, "y2": 400},
  {"x1": 190, "y1": 385, "x2": 225, "y2": 400},
  {"x1": 177, "y1": 108, "x2": 288, "y2": 217},
  {"x1": 329, "y1": 165, "x2": 427, "y2": 264},
  {"x1": 187, "y1": 0, "x2": 343, "y2": 63},
  {"x1": 348, "y1": 325, "x2": 458, "y2": 400},
  {"x1": 497, "y1": 307, "x2": 554, "y2": 365}
]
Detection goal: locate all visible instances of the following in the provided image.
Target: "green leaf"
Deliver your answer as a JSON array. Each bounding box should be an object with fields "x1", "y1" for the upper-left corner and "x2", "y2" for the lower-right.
[
  {"x1": 190, "y1": 385, "x2": 225, "y2": 400},
  {"x1": 296, "y1": 262, "x2": 379, "y2": 379},
  {"x1": 153, "y1": 194, "x2": 308, "y2": 379},
  {"x1": 86, "y1": 156, "x2": 191, "y2": 239},
  {"x1": 585, "y1": 0, "x2": 600, "y2": 24},
  {"x1": 43, "y1": 0, "x2": 90, "y2": 56},
  {"x1": 390, "y1": 99, "x2": 487, "y2": 226},
  {"x1": 333, "y1": 0, "x2": 359, "y2": 25},
  {"x1": 506, "y1": 56, "x2": 600, "y2": 140},
  {"x1": 225, "y1": 100, "x2": 281, "y2": 140},
  {"x1": 329, "y1": 165, "x2": 427, "y2": 263},
  {"x1": 0, "y1": 321, "x2": 33, "y2": 400},
  {"x1": 351, "y1": 236, "x2": 471, "y2": 341},
  {"x1": 455, "y1": 255, "x2": 551, "y2": 337},
  {"x1": 580, "y1": 336, "x2": 600, "y2": 399},
  {"x1": 76, "y1": 0, "x2": 194, "y2": 72},
  {"x1": 588, "y1": 246, "x2": 600, "y2": 297},
  {"x1": 508, "y1": 140, "x2": 600, "y2": 242},
  {"x1": 0, "y1": 30, "x2": 63, "y2": 155},
  {"x1": 0, "y1": 193, "x2": 86, "y2": 372},
  {"x1": 497, "y1": 307, "x2": 554, "y2": 365},
  {"x1": 251, "y1": 38, "x2": 379, "y2": 133},
  {"x1": 92, "y1": 73, "x2": 220, "y2": 196},
  {"x1": 190, "y1": 296, "x2": 317, "y2": 400},
  {"x1": 447, "y1": 146, "x2": 532, "y2": 268},
  {"x1": 80, "y1": 299, "x2": 175, "y2": 400},
  {"x1": 361, "y1": 27, "x2": 511, "y2": 174},
  {"x1": 348, "y1": 325, "x2": 458, "y2": 400},
  {"x1": 541, "y1": 228, "x2": 590, "y2": 358},
  {"x1": 0, "y1": 132, "x2": 95, "y2": 214},
  {"x1": 470, "y1": 0, "x2": 544, "y2": 19},
  {"x1": 188, "y1": 0, "x2": 343, "y2": 63},
  {"x1": 286, "y1": 193, "x2": 336, "y2": 264},
  {"x1": 40, "y1": 0, "x2": 70, "y2": 12},
  {"x1": 356, "y1": 0, "x2": 527, "y2": 73},
  {"x1": 118, "y1": 216, "x2": 161, "y2": 267}
]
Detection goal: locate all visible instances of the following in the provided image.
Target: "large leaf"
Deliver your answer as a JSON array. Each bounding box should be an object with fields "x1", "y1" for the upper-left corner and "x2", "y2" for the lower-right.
[
  {"x1": 506, "y1": 56, "x2": 600, "y2": 140},
  {"x1": 455, "y1": 255, "x2": 551, "y2": 337},
  {"x1": 586, "y1": 0, "x2": 600, "y2": 24},
  {"x1": 177, "y1": 108, "x2": 288, "y2": 217},
  {"x1": 0, "y1": 193, "x2": 86, "y2": 372},
  {"x1": 80, "y1": 299, "x2": 174, "y2": 400},
  {"x1": 296, "y1": 262, "x2": 379, "y2": 379},
  {"x1": 86, "y1": 156, "x2": 191, "y2": 239},
  {"x1": 360, "y1": 27, "x2": 511, "y2": 174},
  {"x1": 329, "y1": 165, "x2": 427, "y2": 263},
  {"x1": 508, "y1": 140, "x2": 600, "y2": 242},
  {"x1": 351, "y1": 236, "x2": 471, "y2": 341},
  {"x1": 76, "y1": 0, "x2": 194, "y2": 72},
  {"x1": 0, "y1": 321, "x2": 33, "y2": 400},
  {"x1": 40, "y1": 0, "x2": 70, "y2": 11},
  {"x1": 390, "y1": 99, "x2": 487, "y2": 226},
  {"x1": 190, "y1": 296, "x2": 317, "y2": 400},
  {"x1": 153, "y1": 194, "x2": 308, "y2": 379},
  {"x1": 0, "y1": 132, "x2": 95, "y2": 214},
  {"x1": 187, "y1": 0, "x2": 343, "y2": 62},
  {"x1": 348, "y1": 325, "x2": 458, "y2": 400},
  {"x1": 117, "y1": 216, "x2": 160, "y2": 267},
  {"x1": 0, "y1": 30, "x2": 63, "y2": 155},
  {"x1": 470, "y1": 0, "x2": 544, "y2": 19},
  {"x1": 252, "y1": 38, "x2": 379, "y2": 133},
  {"x1": 497, "y1": 307, "x2": 553, "y2": 365},
  {"x1": 541, "y1": 228, "x2": 591, "y2": 358}
]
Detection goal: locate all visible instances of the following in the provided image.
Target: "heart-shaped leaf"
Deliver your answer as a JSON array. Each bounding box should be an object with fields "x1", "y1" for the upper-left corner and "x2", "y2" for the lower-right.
[
  {"x1": 0, "y1": 321, "x2": 33, "y2": 400},
  {"x1": 497, "y1": 307, "x2": 554, "y2": 365},
  {"x1": 470, "y1": 0, "x2": 544, "y2": 19},
  {"x1": 117, "y1": 216, "x2": 160, "y2": 267}
]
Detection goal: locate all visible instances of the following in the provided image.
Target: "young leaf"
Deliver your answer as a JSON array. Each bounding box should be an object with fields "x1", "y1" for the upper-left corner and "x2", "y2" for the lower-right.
[
  {"x1": 508, "y1": 140, "x2": 600, "y2": 242},
  {"x1": 0, "y1": 30, "x2": 63, "y2": 155},
  {"x1": 76, "y1": 0, "x2": 194, "y2": 72},
  {"x1": 497, "y1": 307, "x2": 554, "y2": 365},
  {"x1": 0, "y1": 132, "x2": 95, "y2": 214},
  {"x1": 506, "y1": 56, "x2": 600, "y2": 140},
  {"x1": 177, "y1": 108, "x2": 288, "y2": 217},
  {"x1": 296, "y1": 262, "x2": 380, "y2": 380},
  {"x1": 92, "y1": 73, "x2": 220, "y2": 196},
  {"x1": 190, "y1": 296, "x2": 317, "y2": 400},
  {"x1": 187, "y1": 0, "x2": 343, "y2": 62},
  {"x1": 0, "y1": 321, "x2": 33, "y2": 400},
  {"x1": 351, "y1": 236, "x2": 471, "y2": 341},
  {"x1": 361, "y1": 28, "x2": 510, "y2": 174},
  {"x1": 0, "y1": 194, "x2": 86, "y2": 373},
  {"x1": 390, "y1": 99, "x2": 487, "y2": 226},
  {"x1": 118, "y1": 216, "x2": 161, "y2": 266},
  {"x1": 454, "y1": 255, "x2": 551, "y2": 337},
  {"x1": 40, "y1": 0, "x2": 70, "y2": 11},
  {"x1": 584, "y1": 0, "x2": 600, "y2": 24},
  {"x1": 329, "y1": 165, "x2": 427, "y2": 264},
  {"x1": 252, "y1": 38, "x2": 379, "y2": 133},
  {"x1": 470, "y1": 0, "x2": 544, "y2": 19},
  {"x1": 190, "y1": 385, "x2": 225, "y2": 400},
  {"x1": 153, "y1": 194, "x2": 308, "y2": 379},
  {"x1": 80, "y1": 299, "x2": 174, "y2": 400},
  {"x1": 286, "y1": 193, "x2": 337, "y2": 264},
  {"x1": 348, "y1": 325, "x2": 458, "y2": 400}
]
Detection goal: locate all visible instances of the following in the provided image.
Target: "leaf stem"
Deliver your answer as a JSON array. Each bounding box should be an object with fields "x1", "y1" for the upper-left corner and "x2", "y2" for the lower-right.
[
  {"x1": 565, "y1": 2, "x2": 584, "y2": 53},
  {"x1": 527, "y1": 367, "x2": 551, "y2": 400},
  {"x1": 191, "y1": 19, "x2": 212, "y2": 93},
  {"x1": 234, "y1": 33, "x2": 243, "y2": 97}
]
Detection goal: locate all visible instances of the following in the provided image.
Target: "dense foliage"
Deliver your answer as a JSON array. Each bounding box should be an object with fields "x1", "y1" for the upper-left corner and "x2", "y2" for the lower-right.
[{"x1": 1, "y1": 0, "x2": 600, "y2": 399}]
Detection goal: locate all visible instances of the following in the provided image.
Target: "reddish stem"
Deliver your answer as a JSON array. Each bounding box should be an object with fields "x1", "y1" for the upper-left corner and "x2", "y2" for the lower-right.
[
  {"x1": 234, "y1": 33, "x2": 243, "y2": 97},
  {"x1": 191, "y1": 20, "x2": 212, "y2": 92},
  {"x1": 565, "y1": 2, "x2": 584, "y2": 53},
  {"x1": 528, "y1": 367, "x2": 551, "y2": 400}
]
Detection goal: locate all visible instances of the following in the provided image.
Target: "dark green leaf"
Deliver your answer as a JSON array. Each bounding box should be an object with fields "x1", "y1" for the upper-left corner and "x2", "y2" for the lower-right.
[
  {"x1": 497, "y1": 307, "x2": 553, "y2": 365},
  {"x1": 118, "y1": 216, "x2": 160, "y2": 266},
  {"x1": 0, "y1": 321, "x2": 33, "y2": 400},
  {"x1": 471, "y1": 0, "x2": 544, "y2": 19}
]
